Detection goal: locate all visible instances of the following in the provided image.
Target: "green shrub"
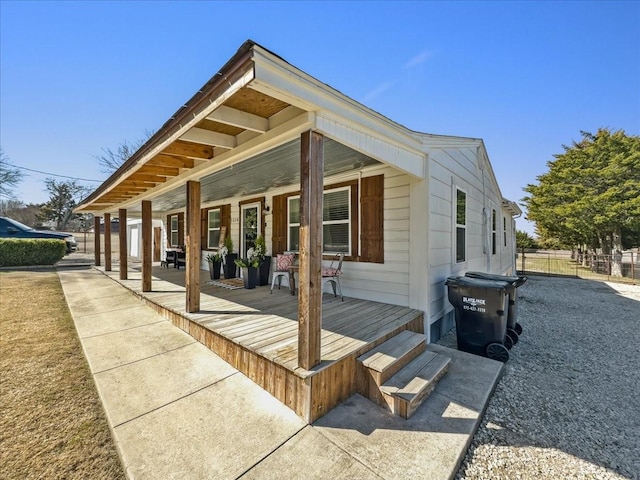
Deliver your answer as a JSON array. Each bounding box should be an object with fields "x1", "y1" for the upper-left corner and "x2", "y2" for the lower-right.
[{"x1": 0, "y1": 239, "x2": 66, "y2": 267}]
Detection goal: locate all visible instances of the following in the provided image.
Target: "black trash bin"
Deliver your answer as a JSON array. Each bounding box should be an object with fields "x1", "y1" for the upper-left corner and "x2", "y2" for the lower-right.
[
  {"x1": 465, "y1": 272, "x2": 527, "y2": 344},
  {"x1": 445, "y1": 276, "x2": 511, "y2": 362}
]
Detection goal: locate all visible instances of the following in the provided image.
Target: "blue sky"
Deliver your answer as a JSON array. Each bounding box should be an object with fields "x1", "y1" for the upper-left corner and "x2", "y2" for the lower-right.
[{"x1": 1, "y1": 0, "x2": 638, "y2": 235}]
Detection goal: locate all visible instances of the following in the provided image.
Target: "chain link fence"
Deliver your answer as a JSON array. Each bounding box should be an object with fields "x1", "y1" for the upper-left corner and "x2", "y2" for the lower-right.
[{"x1": 517, "y1": 249, "x2": 639, "y2": 284}]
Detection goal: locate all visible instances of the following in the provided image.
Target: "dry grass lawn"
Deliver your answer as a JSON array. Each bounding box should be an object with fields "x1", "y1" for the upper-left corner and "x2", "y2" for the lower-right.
[{"x1": 0, "y1": 270, "x2": 125, "y2": 480}]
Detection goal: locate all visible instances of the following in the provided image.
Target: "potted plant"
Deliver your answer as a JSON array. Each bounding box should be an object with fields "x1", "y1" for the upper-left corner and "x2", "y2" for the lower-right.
[
  {"x1": 205, "y1": 252, "x2": 222, "y2": 280},
  {"x1": 234, "y1": 248, "x2": 260, "y2": 289},
  {"x1": 221, "y1": 236, "x2": 237, "y2": 279},
  {"x1": 254, "y1": 234, "x2": 271, "y2": 286}
]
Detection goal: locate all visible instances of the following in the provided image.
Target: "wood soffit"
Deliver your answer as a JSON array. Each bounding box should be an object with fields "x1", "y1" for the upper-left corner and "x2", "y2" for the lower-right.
[{"x1": 80, "y1": 83, "x2": 294, "y2": 212}]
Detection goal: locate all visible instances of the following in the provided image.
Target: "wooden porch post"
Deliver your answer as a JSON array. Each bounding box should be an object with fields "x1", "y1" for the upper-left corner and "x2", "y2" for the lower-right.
[
  {"x1": 141, "y1": 200, "x2": 152, "y2": 292},
  {"x1": 93, "y1": 216, "x2": 101, "y2": 267},
  {"x1": 298, "y1": 130, "x2": 324, "y2": 370},
  {"x1": 104, "y1": 213, "x2": 111, "y2": 271},
  {"x1": 119, "y1": 209, "x2": 128, "y2": 280},
  {"x1": 186, "y1": 181, "x2": 201, "y2": 313}
]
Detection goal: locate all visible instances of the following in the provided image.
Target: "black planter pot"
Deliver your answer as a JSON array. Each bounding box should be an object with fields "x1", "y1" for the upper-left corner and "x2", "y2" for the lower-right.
[
  {"x1": 258, "y1": 256, "x2": 271, "y2": 286},
  {"x1": 208, "y1": 260, "x2": 222, "y2": 280},
  {"x1": 242, "y1": 266, "x2": 258, "y2": 289},
  {"x1": 224, "y1": 254, "x2": 238, "y2": 279}
]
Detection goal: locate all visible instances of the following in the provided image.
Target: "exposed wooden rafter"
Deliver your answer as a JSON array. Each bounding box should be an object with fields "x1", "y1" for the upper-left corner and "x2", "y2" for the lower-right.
[
  {"x1": 162, "y1": 140, "x2": 213, "y2": 159},
  {"x1": 135, "y1": 166, "x2": 181, "y2": 176},
  {"x1": 127, "y1": 173, "x2": 169, "y2": 183},
  {"x1": 179, "y1": 127, "x2": 236, "y2": 149},
  {"x1": 206, "y1": 105, "x2": 269, "y2": 133},
  {"x1": 146, "y1": 155, "x2": 196, "y2": 169}
]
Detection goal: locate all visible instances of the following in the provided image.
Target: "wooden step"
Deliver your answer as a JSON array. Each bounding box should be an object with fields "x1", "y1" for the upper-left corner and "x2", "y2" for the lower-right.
[
  {"x1": 380, "y1": 351, "x2": 451, "y2": 419},
  {"x1": 358, "y1": 330, "x2": 426, "y2": 387}
]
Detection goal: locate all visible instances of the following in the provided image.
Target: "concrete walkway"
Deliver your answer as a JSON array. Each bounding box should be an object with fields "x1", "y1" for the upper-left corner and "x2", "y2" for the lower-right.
[{"x1": 58, "y1": 267, "x2": 503, "y2": 480}]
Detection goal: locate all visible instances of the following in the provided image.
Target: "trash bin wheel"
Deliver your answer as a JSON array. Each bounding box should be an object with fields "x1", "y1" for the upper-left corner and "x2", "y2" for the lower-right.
[
  {"x1": 503, "y1": 334, "x2": 514, "y2": 350},
  {"x1": 506, "y1": 328, "x2": 519, "y2": 345},
  {"x1": 486, "y1": 343, "x2": 509, "y2": 362},
  {"x1": 514, "y1": 322, "x2": 523, "y2": 335}
]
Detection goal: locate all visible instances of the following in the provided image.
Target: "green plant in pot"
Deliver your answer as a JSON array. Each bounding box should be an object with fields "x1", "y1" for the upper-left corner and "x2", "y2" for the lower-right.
[
  {"x1": 205, "y1": 251, "x2": 223, "y2": 280},
  {"x1": 254, "y1": 234, "x2": 271, "y2": 286},
  {"x1": 221, "y1": 235, "x2": 237, "y2": 279},
  {"x1": 234, "y1": 247, "x2": 260, "y2": 289}
]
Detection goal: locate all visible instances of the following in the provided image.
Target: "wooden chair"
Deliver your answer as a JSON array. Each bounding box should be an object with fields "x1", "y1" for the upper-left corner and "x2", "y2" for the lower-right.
[{"x1": 322, "y1": 253, "x2": 344, "y2": 301}]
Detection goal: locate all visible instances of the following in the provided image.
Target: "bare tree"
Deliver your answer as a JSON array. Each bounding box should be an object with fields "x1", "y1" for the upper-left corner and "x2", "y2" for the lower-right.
[
  {"x1": 94, "y1": 130, "x2": 152, "y2": 175},
  {"x1": 0, "y1": 148, "x2": 24, "y2": 200}
]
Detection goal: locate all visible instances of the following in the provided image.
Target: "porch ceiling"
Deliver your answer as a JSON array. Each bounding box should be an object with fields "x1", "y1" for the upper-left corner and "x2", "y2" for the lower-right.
[{"x1": 124, "y1": 137, "x2": 380, "y2": 214}]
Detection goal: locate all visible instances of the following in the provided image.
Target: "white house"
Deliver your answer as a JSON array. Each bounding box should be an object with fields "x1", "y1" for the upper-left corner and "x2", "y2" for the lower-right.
[
  {"x1": 77, "y1": 40, "x2": 521, "y2": 421},
  {"x1": 79, "y1": 40, "x2": 520, "y2": 341}
]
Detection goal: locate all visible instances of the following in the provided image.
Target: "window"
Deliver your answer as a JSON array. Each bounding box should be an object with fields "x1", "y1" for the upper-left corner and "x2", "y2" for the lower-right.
[
  {"x1": 456, "y1": 189, "x2": 466, "y2": 263},
  {"x1": 288, "y1": 186, "x2": 351, "y2": 255},
  {"x1": 207, "y1": 209, "x2": 221, "y2": 249},
  {"x1": 503, "y1": 217, "x2": 507, "y2": 247},
  {"x1": 492, "y1": 208, "x2": 497, "y2": 255},
  {"x1": 170, "y1": 214, "x2": 179, "y2": 247}
]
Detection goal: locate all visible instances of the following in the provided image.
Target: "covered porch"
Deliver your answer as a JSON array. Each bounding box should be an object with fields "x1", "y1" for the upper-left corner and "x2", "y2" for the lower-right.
[{"x1": 96, "y1": 262, "x2": 423, "y2": 422}]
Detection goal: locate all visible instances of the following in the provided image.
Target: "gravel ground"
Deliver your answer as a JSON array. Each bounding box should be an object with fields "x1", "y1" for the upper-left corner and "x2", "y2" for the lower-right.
[{"x1": 438, "y1": 275, "x2": 640, "y2": 480}]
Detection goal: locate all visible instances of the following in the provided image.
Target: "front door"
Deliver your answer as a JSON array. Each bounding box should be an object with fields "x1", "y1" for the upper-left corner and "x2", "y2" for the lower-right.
[{"x1": 240, "y1": 203, "x2": 261, "y2": 259}]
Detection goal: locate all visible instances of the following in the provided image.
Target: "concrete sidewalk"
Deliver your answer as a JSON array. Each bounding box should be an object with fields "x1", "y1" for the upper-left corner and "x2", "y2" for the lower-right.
[{"x1": 58, "y1": 267, "x2": 503, "y2": 480}]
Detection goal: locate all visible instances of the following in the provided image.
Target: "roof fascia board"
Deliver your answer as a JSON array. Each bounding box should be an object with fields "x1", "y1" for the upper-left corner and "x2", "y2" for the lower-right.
[
  {"x1": 315, "y1": 113, "x2": 425, "y2": 179},
  {"x1": 250, "y1": 47, "x2": 424, "y2": 151},
  {"x1": 90, "y1": 111, "x2": 315, "y2": 215},
  {"x1": 502, "y1": 198, "x2": 523, "y2": 216},
  {"x1": 416, "y1": 133, "x2": 483, "y2": 149}
]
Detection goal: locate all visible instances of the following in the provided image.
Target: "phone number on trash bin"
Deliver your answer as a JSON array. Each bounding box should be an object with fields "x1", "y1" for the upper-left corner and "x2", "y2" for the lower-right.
[{"x1": 462, "y1": 297, "x2": 486, "y2": 313}]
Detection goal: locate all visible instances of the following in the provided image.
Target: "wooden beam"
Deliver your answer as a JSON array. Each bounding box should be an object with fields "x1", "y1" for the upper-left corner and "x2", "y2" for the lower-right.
[
  {"x1": 179, "y1": 127, "x2": 236, "y2": 149},
  {"x1": 119, "y1": 180, "x2": 160, "y2": 189},
  {"x1": 94, "y1": 216, "x2": 101, "y2": 267},
  {"x1": 185, "y1": 181, "x2": 201, "y2": 313},
  {"x1": 141, "y1": 200, "x2": 152, "y2": 292},
  {"x1": 119, "y1": 209, "x2": 128, "y2": 280},
  {"x1": 298, "y1": 130, "x2": 324, "y2": 370},
  {"x1": 127, "y1": 173, "x2": 169, "y2": 183},
  {"x1": 206, "y1": 105, "x2": 269, "y2": 133},
  {"x1": 135, "y1": 165, "x2": 181, "y2": 176},
  {"x1": 104, "y1": 213, "x2": 111, "y2": 271},
  {"x1": 108, "y1": 186, "x2": 149, "y2": 193},
  {"x1": 162, "y1": 140, "x2": 213, "y2": 159},
  {"x1": 146, "y1": 155, "x2": 196, "y2": 169}
]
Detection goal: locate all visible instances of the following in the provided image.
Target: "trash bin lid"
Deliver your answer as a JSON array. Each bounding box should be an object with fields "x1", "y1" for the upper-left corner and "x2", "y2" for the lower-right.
[
  {"x1": 465, "y1": 271, "x2": 527, "y2": 287},
  {"x1": 445, "y1": 275, "x2": 510, "y2": 290}
]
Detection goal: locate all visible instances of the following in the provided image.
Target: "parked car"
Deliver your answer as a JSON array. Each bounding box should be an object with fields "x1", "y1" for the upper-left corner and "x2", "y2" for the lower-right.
[{"x1": 0, "y1": 217, "x2": 77, "y2": 254}]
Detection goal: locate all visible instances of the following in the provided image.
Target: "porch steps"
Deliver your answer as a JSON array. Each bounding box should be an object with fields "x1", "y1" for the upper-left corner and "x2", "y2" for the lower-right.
[{"x1": 357, "y1": 330, "x2": 451, "y2": 419}]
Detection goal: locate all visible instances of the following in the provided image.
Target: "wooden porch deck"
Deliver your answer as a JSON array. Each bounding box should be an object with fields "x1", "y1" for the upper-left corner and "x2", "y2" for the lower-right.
[{"x1": 97, "y1": 264, "x2": 424, "y2": 422}]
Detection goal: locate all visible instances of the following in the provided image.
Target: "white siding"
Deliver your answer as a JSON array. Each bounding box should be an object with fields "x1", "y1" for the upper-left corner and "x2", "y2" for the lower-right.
[
  {"x1": 427, "y1": 145, "x2": 516, "y2": 332},
  {"x1": 186, "y1": 164, "x2": 412, "y2": 305}
]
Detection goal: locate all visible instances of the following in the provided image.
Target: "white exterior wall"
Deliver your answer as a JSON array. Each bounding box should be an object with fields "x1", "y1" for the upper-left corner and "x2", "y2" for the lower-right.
[
  {"x1": 171, "y1": 164, "x2": 412, "y2": 304},
  {"x1": 427, "y1": 145, "x2": 517, "y2": 337}
]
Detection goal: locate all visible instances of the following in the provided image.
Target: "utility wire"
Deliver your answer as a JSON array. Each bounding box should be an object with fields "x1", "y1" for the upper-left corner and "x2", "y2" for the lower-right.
[{"x1": 5, "y1": 163, "x2": 103, "y2": 183}]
